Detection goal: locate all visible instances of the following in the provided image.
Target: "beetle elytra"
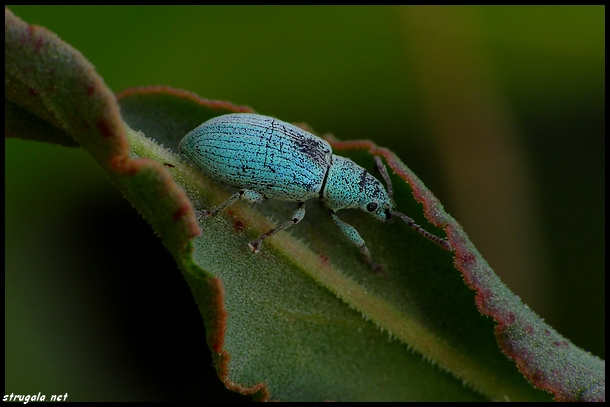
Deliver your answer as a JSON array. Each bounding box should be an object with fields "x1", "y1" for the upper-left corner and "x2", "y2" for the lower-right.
[{"x1": 179, "y1": 113, "x2": 451, "y2": 271}]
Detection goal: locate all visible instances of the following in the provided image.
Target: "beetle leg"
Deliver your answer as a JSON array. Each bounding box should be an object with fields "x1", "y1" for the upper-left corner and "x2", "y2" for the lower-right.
[
  {"x1": 198, "y1": 189, "x2": 265, "y2": 218},
  {"x1": 249, "y1": 202, "x2": 306, "y2": 252},
  {"x1": 329, "y1": 211, "x2": 382, "y2": 273}
]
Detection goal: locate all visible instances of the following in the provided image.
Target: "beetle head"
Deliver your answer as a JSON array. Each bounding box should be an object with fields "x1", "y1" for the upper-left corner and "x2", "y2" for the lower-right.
[
  {"x1": 324, "y1": 155, "x2": 394, "y2": 220},
  {"x1": 357, "y1": 171, "x2": 394, "y2": 222}
]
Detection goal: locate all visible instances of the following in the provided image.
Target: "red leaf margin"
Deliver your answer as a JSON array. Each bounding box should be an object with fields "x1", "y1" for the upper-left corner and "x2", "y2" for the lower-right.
[{"x1": 325, "y1": 136, "x2": 605, "y2": 402}]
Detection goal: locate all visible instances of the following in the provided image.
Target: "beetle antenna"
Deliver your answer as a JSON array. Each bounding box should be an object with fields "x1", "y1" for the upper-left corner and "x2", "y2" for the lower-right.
[
  {"x1": 375, "y1": 156, "x2": 452, "y2": 251},
  {"x1": 389, "y1": 210, "x2": 453, "y2": 251},
  {"x1": 374, "y1": 156, "x2": 393, "y2": 200}
]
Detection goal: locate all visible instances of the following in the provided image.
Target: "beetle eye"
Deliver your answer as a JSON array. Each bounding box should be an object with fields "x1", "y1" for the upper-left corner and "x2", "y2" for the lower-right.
[{"x1": 366, "y1": 202, "x2": 378, "y2": 212}]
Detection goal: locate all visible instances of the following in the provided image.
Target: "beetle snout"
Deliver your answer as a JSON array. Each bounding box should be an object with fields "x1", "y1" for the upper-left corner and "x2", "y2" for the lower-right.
[
  {"x1": 368, "y1": 204, "x2": 393, "y2": 222},
  {"x1": 384, "y1": 208, "x2": 392, "y2": 221}
]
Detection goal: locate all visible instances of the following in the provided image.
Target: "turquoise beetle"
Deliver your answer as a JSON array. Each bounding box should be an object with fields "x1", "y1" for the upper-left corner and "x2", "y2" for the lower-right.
[{"x1": 179, "y1": 113, "x2": 451, "y2": 270}]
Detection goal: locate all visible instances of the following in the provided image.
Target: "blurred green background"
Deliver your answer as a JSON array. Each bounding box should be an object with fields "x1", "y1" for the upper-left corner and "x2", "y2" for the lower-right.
[{"x1": 6, "y1": 6, "x2": 604, "y2": 401}]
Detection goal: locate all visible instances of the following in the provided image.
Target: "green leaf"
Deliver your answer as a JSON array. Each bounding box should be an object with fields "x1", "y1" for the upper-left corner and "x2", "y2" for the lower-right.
[{"x1": 5, "y1": 7, "x2": 603, "y2": 401}]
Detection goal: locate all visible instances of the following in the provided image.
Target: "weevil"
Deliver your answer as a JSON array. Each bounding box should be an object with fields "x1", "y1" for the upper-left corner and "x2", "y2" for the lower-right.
[{"x1": 179, "y1": 113, "x2": 452, "y2": 271}]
